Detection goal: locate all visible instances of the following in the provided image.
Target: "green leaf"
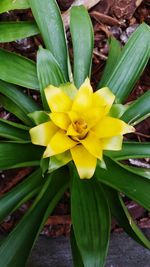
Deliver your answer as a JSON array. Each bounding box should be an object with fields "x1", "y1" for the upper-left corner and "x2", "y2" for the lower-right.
[
  {"x1": 105, "y1": 142, "x2": 150, "y2": 160},
  {"x1": 0, "y1": 142, "x2": 44, "y2": 170},
  {"x1": 70, "y1": 5, "x2": 94, "y2": 88},
  {"x1": 71, "y1": 165, "x2": 110, "y2": 267},
  {"x1": 102, "y1": 185, "x2": 150, "y2": 249},
  {"x1": 70, "y1": 228, "x2": 85, "y2": 267},
  {"x1": 28, "y1": 111, "x2": 50, "y2": 125},
  {"x1": 0, "y1": 118, "x2": 30, "y2": 141},
  {"x1": 109, "y1": 104, "x2": 128, "y2": 118},
  {"x1": 0, "y1": 95, "x2": 33, "y2": 127},
  {"x1": 37, "y1": 47, "x2": 66, "y2": 110},
  {"x1": 96, "y1": 157, "x2": 150, "y2": 211},
  {"x1": 103, "y1": 23, "x2": 150, "y2": 103},
  {"x1": 98, "y1": 37, "x2": 121, "y2": 88},
  {"x1": 29, "y1": 0, "x2": 69, "y2": 80},
  {"x1": 0, "y1": 22, "x2": 39, "y2": 43},
  {"x1": 0, "y1": 168, "x2": 69, "y2": 267},
  {"x1": 49, "y1": 151, "x2": 72, "y2": 173},
  {"x1": 0, "y1": 169, "x2": 43, "y2": 223},
  {"x1": 0, "y1": 0, "x2": 29, "y2": 14},
  {"x1": 121, "y1": 90, "x2": 150, "y2": 125},
  {"x1": 115, "y1": 161, "x2": 150, "y2": 180},
  {"x1": 0, "y1": 80, "x2": 40, "y2": 126},
  {"x1": 0, "y1": 49, "x2": 39, "y2": 89}
]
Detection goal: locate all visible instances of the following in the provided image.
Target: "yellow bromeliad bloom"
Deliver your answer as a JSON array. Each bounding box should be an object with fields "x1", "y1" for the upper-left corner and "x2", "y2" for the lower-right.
[{"x1": 30, "y1": 78, "x2": 134, "y2": 179}]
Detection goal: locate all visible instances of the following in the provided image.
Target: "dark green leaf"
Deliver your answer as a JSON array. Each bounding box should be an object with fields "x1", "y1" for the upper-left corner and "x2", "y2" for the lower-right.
[
  {"x1": 103, "y1": 23, "x2": 150, "y2": 103},
  {"x1": 98, "y1": 37, "x2": 121, "y2": 88},
  {"x1": 102, "y1": 185, "x2": 150, "y2": 249},
  {"x1": 109, "y1": 104, "x2": 127, "y2": 118},
  {"x1": 37, "y1": 47, "x2": 66, "y2": 110},
  {"x1": 0, "y1": 80, "x2": 40, "y2": 126},
  {"x1": 121, "y1": 90, "x2": 150, "y2": 125},
  {"x1": 96, "y1": 157, "x2": 150, "y2": 210},
  {"x1": 0, "y1": 168, "x2": 69, "y2": 267},
  {"x1": 70, "y1": 228, "x2": 85, "y2": 267},
  {"x1": 0, "y1": 22, "x2": 39, "y2": 43},
  {"x1": 0, "y1": 142, "x2": 44, "y2": 170},
  {"x1": 0, "y1": 169, "x2": 43, "y2": 223},
  {"x1": 70, "y1": 5, "x2": 94, "y2": 88},
  {"x1": 71, "y1": 165, "x2": 110, "y2": 267},
  {"x1": 29, "y1": 0, "x2": 69, "y2": 80},
  {"x1": 0, "y1": 49, "x2": 39, "y2": 89},
  {"x1": 105, "y1": 142, "x2": 150, "y2": 160},
  {"x1": 0, "y1": 0, "x2": 29, "y2": 14},
  {"x1": 0, "y1": 118, "x2": 30, "y2": 141},
  {"x1": 115, "y1": 161, "x2": 150, "y2": 180}
]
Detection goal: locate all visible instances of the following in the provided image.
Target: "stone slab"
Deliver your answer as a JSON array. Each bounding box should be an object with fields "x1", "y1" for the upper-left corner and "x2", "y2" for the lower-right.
[{"x1": 27, "y1": 232, "x2": 150, "y2": 267}]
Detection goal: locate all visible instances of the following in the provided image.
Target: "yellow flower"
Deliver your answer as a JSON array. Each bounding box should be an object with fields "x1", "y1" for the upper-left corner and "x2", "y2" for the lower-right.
[{"x1": 30, "y1": 78, "x2": 134, "y2": 179}]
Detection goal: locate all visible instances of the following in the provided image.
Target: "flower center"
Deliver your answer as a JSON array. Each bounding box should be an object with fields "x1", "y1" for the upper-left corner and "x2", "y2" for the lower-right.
[{"x1": 74, "y1": 119, "x2": 87, "y2": 133}]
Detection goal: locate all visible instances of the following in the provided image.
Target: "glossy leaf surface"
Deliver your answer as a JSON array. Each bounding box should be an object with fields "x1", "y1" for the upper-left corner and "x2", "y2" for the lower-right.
[
  {"x1": 29, "y1": 0, "x2": 69, "y2": 80},
  {"x1": 0, "y1": 22, "x2": 39, "y2": 43},
  {"x1": 0, "y1": 0, "x2": 29, "y2": 14},
  {"x1": 0, "y1": 49, "x2": 39, "y2": 89},
  {"x1": 70, "y1": 5, "x2": 94, "y2": 88}
]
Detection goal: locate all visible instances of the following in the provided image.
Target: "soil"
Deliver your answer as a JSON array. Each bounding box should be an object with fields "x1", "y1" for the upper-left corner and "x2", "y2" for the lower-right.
[{"x1": 0, "y1": 0, "x2": 150, "y2": 237}]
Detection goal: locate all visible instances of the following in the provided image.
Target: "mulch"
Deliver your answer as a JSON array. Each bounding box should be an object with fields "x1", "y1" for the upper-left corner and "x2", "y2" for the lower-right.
[{"x1": 0, "y1": 0, "x2": 150, "y2": 237}]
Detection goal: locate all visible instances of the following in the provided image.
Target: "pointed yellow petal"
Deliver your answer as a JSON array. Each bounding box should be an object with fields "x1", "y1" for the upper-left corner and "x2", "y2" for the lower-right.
[
  {"x1": 30, "y1": 121, "x2": 58, "y2": 146},
  {"x1": 67, "y1": 124, "x2": 79, "y2": 136},
  {"x1": 43, "y1": 130, "x2": 77, "y2": 157},
  {"x1": 45, "y1": 85, "x2": 72, "y2": 112},
  {"x1": 102, "y1": 136, "x2": 123, "y2": 151},
  {"x1": 82, "y1": 107, "x2": 105, "y2": 128},
  {"x1": 80, "y1": 131, "x2": 103, "y2": 160},
  {"x1": 49, "y1": 112, "x2": 71, "y2": 130},
  {"x1": 93, "y1": 87, "x2": 115, "y2": 114},
  {"x1": 92, "y1": 117, "x2": 135, "y2": 138},
  {"x1": 71, "y1": 145, "x2": 97, "y2": 179},
  {"x1": 72, "y1": 78, "x2": 93, "y2": 112}
]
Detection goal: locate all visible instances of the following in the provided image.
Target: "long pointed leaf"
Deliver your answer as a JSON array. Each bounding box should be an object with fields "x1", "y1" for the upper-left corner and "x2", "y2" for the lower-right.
[
  {"x1": 103, "y1": 23, "x2": 150, "y2": 103},
  {"x1": 70, "y1": 5, "x2": 94, "y2": 88},
  {"x1": 0, "y1": 169, "x2": 43, "y2": 223},
  {"x1": 71, "y1": 165, "x2": 110, "y2": 267},
  {"x1": 0, "y1": 168, "x2": 69, "y2": 267},
  {"x1": 0, "y1": 142, "x2": 44, "y2": 170},
  {"x1": 70, "y1": 228, "x2": 85, "y2": 267},
  {"x1": 98, "y1": 37, "x2": 121, "y2": 88},
  {"x1": 105, "y1": 142, "x2": 150, "y2": 160},
  {"x1": 121, "y1": 90, "x2": 150, "y2": 125},
  {"x1": 116, "y1": 161, "x2": 150, "y2": 180},
  {"x1": 0, "y1": 0, "x2": 29, "y2": 14},
  {"x1": 102, "y1": 185, "x2": 150, "y2": 249},
  {"x1": 0, "y1": 118, "x2": 30, "y2": 141},
  {"x1": 29, "y1": 0, "x2": 69, "y2": 80},
  {"x1": 37, "y1": 47, "x2": 66, "y2": 110},
  {"x1": 0, "y1": 49, "x2": 39, "y2": 89},
  {"x1": 96, "y1": 157, "x2": 150, "y2": 210},
  {"x1": 0, "y1": 22, "x2": 39, "y2": 43}
]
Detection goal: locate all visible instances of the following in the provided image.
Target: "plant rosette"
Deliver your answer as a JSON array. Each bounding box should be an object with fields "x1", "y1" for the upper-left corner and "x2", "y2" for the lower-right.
[{"x1": 0, "y1": 1, "x2": 150, "y2": 267}]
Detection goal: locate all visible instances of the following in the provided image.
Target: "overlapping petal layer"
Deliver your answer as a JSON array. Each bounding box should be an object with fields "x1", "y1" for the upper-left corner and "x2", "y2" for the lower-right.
[{"x1": 30, "y1": 78, "x2": 134, "y2": 179}]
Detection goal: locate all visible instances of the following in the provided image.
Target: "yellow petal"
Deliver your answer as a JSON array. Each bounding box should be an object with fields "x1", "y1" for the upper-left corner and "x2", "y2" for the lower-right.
[
  {"x1": 43, "y1": 130, "x2": 77, "y2": 157},
  {"x1": 67, "y1": 124, "x2": 79, "y2": 136},
  {"x1": 30, "y1": 121, "x2": 58, "y2": 146},
  {"x1": 92, "y1": 117, "x2": 135, "y2": 138},
  {"x1": 70, "y1": 145, "x2": 97, "y2": 179},
  {"x1": 82, "y1": 107, "x2": 105, "y2": 128},
  {"x1": 93, "y1": 87, "x2": 115, "y2": 114},
  {"x1": 80, "y1": 131, "x2": 103, "y2": 160},
  {"x1": 72, "y1": 78, "x2": 93, "y2": 112},
  {"x1": 102, "y1": 136, "x2": 123, "y2": 151},
  {"x1": 45, "y1": 85, "x2": 72, "y2": 112},
  {"x1": 49, "y1": 112, "x2": 71, "y2": 130}
]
